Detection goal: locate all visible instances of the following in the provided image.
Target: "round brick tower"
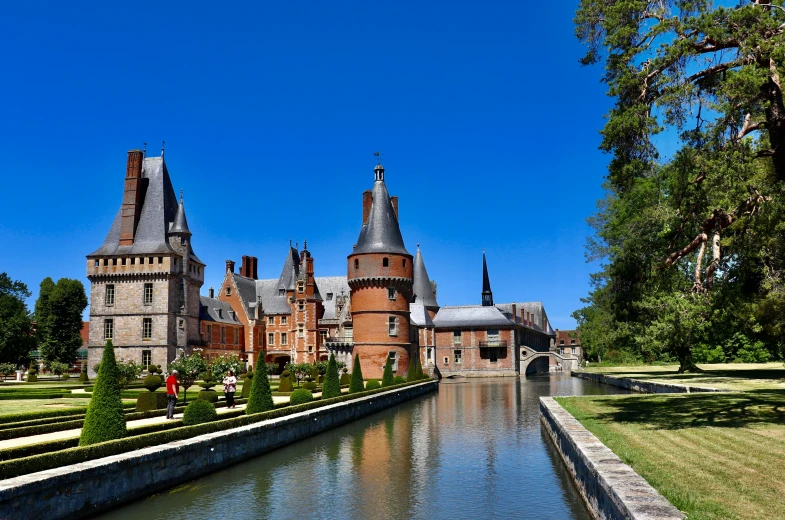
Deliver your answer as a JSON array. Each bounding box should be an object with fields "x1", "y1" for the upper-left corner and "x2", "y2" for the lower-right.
[{"x1": 348, "y1": 163, "x2": 414, "y2": 379}]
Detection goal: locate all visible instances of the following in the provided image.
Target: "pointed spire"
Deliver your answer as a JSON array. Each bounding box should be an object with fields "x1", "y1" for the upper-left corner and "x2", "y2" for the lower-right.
[
  {"x1": 169, "y1": 191, "x2": 191, "y2": 235},
  {"x1": 482, "y1": 250, "x2": 493, "y2": 306},
  {"x1": 413, "y1": 244, "x2": 439, "y2": 309},
  {"x1": 353, "y1": 162, "x2": 409, "y2": 255}
]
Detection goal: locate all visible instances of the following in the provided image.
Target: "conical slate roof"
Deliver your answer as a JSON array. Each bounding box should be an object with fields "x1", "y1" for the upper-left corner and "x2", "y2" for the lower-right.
[
  {"x1": 277, "y1": 246, "x2": 300, "y2": 290},
  {"x1": 482, "y1": 251, "x2": 493, "y2": 306},
  {"x1": 412, "y1": 246, "x2": 439, "y2": 308},
  {"x1": 353, "y1": 164, "x2": 410, "y2": 255},
  {"x1": 169, "y1": 194, "x2": 191, "y2": 235}
]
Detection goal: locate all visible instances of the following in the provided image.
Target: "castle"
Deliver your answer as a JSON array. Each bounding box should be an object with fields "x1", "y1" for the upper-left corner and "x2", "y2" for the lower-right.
[{"x1": 87, "y1": 150, "x2": 555, "y2": 378}]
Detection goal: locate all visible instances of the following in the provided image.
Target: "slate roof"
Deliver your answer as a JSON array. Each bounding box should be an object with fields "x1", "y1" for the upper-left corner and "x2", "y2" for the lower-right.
[
  {"x1": 496, "y1": 302, "x2": 555, "y2": 335},
  {"x1": 432, "y1": 305, "x2": 515, "y2": 328},
  {"x1": 169, "y1": 196, "x2": 191, "y2": 235},
  {"x1": 199, "y1": 296, "x2": 241, "y2": 325},
  {"x1": 277, "y1": 246, "x2": 300, "y2": 291},
  {"x1": 409, "y1": 302, "x2": 435, "y2": 327},
  {"x1": 315, "y1": 277, "x2": 350, "y2": 320},
  {"x1": 353, "y1": 165, "x2": 410, "y2": 255},
  {"x1": 412, "y1": 246, "x2": 439, "y2": 308},
  {"x1": 89, "y1": 156, "x2": 201, "y2": 263}
]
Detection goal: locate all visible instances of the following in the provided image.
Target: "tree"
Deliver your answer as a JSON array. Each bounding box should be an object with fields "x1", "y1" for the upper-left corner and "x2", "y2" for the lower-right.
[
  {"x1": 406, "y1": 355, "x2": 416, "y2": 382},
  {"x1": 168, "y1": 353, "x2": 206, "y2": 404},
  {"x1": 322, "y1": 353, "x2": 341, "y2": 398},
  {"x1": 284, "y1": 362, "x2": 311, "y2": 387},
  {"x1": 35, "y1": 277, "x2": 87, "y2": 364},
  {"x1": 47, "y1": 360, "x2": 70, "y2": 377},
  {"x1": 0, "y1": 363, "x2": 17, "y2": 381},
  {"x1": 0, "y1": 273, "x2": 36, "y2": 365},
  {"x1": 246, "y1": 353, "x2": 274, "y2": 414},
  {"x1": 80, "y1": 340, "x2": 126, "y2": 445},
  {"x1": 573, "y1": 0, "x2": 785, "y2": 371},
  {"x1": 349, "y1": 354, "x2": 365, "y2": 393},
  {"x1": 116, "y1": 360, "x2": 143, "y2": 389},
  {"x1": 381, "y1": 355, "x2": 394, "y2": 387},
  {"x1": 209, "y1": 354, "x2": 244, "y2": 381}
]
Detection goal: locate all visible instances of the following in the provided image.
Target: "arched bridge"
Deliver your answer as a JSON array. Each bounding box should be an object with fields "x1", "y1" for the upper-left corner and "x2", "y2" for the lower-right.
[{"x1": 520, "y1": 346, "x2": 579, "y2": 375}]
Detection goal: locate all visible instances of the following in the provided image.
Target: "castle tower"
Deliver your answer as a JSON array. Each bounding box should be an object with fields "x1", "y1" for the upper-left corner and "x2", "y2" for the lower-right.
[
  {"x1": 412, "y1": 245, "x2": 439, "y2": 319},
  {"x1": 348, "y1": 162, "x2": 413, "y2": 378},
  {"x1": 481, "y1": 250, "x2": 494, "y2": 306},
  {"x1": 86, "y1": 150, "x2": 205, "y2": 376}
]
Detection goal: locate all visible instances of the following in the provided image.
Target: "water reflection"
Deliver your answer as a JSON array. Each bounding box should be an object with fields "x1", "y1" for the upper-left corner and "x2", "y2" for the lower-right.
[{"x1": 96, "y1": 375, "x2": 627, "y2": 520}]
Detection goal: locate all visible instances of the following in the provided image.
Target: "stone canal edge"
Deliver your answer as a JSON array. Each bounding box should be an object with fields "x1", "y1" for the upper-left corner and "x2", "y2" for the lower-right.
[
  {"x1": 0, "y1": 380, "x2": 439, "y2": 520},
  {"x1": 539, "y1": 396, "x2": 685, "y2": 520},
  {"x1": 571, "y1": 371, "x2": 728, "y2": 394}
]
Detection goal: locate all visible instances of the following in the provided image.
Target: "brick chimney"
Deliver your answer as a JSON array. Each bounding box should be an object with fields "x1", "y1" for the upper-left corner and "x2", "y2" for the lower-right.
[
  {"x1": 520, "y1": 308, "x2": 525, "y2": 327},
  {"x1": 511, "y1": 303, "x2": 517, "y2": 324},
  {"x1": 209, "y1": 287, "x2": 214, "y2": 298},
  {"x1": 251, "y1": 256, "x2": 258, "y2": 280},
  {"x1": 119, "y1": 150, "x2": 144, "y2": 246},
  {"x1": 240, "y1": 255, "x2": 250, "y2": 277},
  {"x1": 226, "y1": 259, "x2": 235, "y2": 273},
  {"x1": 362, "y1": 190, "x2": 372, "y2": 225},
  {"x1": 390, "y1": 196, "x2": 398, "y2": 219}
]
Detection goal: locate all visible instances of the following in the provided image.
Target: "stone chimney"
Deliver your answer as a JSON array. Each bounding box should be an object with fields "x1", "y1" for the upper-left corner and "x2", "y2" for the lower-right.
[
  {"x1": 511, "y1": 303, "x2": 517, "y2": 324},
  {"x1": 362, "y1": 190, "x2": 373, "y2": 225},
  {"x1": 119, "y1": 150, "x2": 144, "y2": 246},
  {"x1": 390, "y1": 196, "x2": 398, "y2": 219},
  {"x1": 226, "y1": 260, "x2": 235, "y2": 273}
]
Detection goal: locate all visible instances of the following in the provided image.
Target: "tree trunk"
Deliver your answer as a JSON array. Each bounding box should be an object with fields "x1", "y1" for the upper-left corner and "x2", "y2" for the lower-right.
[
  {"x1": 676, "y1": 346, "x2": 702, "y2": 373},
  {"x1": 764, "y1": 60, "x2": 785, "y2": 182}
]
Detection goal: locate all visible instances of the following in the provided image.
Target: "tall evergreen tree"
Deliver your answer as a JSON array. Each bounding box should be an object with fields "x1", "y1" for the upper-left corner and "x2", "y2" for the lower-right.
[
  {"x1": 0, "y1": 273, "x2": 36, "y2": 365},
  {"x1": 80, "y1": 340, "x2": 126, "y2": 445},
  {"x1": 349, "y1": 354, "x2": 365, "y2": 393},
  {"x1": 36, "y1": 277, "x2": 88, "y2": 364},
  {"x1": 322, "y1": 353, "x2": 341, "y2": 398},
  {"x1": 381, "y1": 355, "x2": 394, "y2": 387},
  {"x1": 246, "y1": 353, "x2": 274, "y2": 414}
]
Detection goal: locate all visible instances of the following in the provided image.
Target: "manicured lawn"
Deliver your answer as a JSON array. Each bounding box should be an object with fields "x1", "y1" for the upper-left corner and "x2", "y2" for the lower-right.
[
  {"x1": 557, "y1": 391, "x2": 785, "y2": 520},
  {"x1": 584, "y1": 362, "x2": 785, "y2": 391},
  {"x1": 0, "y1": 398, "x2": 92, "y2": 415}
]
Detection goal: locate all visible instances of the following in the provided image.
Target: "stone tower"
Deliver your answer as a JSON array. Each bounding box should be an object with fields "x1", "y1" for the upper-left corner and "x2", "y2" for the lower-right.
[
  {"x1": 348, "y1": 162, "x2": 413, "y2": 379},
  {"x1": 86, "y1": 150, "x2": 205, "y2": 375}
]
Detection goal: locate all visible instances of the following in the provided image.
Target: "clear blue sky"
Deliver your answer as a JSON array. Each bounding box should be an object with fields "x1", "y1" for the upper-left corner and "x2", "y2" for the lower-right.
[{"x1": 0, "y1": 1, "x2": 612, "y2": 329}]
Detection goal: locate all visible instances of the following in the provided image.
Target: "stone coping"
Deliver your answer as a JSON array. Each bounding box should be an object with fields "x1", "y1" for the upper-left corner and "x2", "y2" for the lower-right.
[
  {"x1": 540, "y1": 397, "x2": 684, "y2": 520},
  {"x1": 573, "y1": 371, "x2": 729, "y2": 394}
]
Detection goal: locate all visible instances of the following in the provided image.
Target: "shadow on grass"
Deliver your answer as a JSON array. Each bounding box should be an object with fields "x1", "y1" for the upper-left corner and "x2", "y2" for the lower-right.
[
  {"x1": 592, "y1": 389, "x2": 785, "y2": 430},
  {"x1": 609, "y1": 368, "x2": 785, "y2": 381}
]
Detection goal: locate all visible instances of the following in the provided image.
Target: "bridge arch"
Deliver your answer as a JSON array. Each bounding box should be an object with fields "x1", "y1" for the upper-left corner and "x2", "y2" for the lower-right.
[{"x1": 519, "y1": 346, "x2": 579, "y2": 375}]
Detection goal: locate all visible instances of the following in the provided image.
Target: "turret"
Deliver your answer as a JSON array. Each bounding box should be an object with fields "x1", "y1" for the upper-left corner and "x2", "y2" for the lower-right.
[
  {"x1": 482, "y1": 250, "x2": 494, "y2": 306},
  {"x1": 412, "y1": 244, "x2": 439, "y2": 318}
]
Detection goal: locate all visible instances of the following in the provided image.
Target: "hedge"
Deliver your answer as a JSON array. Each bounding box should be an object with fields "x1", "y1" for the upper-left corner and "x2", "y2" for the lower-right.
[
  {"x1": 0, "y1": 419, "x2": 85, "y2": 441},
  {"x1": 0, "y1": 381, "x2": 430, "y2": 479},
  {"x1": 183, "y1": 400, "x2": 217, "y2": 426},
  {"x1": 0, "y1": 414, "x2": 86, "y2": 431},
  {"x1": 290, "y1": 388, "x2": 314, "y2": 406},
  {"x1": 0, "y1": 408, "x2": 86, "y2": 425}
]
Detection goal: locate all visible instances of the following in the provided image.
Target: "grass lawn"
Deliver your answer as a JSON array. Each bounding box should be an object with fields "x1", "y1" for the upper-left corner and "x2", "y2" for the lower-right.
[
  {"x1": 0, "y1": 398, "x2": 92, "y2": 415},
  {"x1": 584, "y1": 362, "x2": 785, "y2": 391},
  {"x1": 557, "y1": 391, "x2": 785, "y2": 520}
]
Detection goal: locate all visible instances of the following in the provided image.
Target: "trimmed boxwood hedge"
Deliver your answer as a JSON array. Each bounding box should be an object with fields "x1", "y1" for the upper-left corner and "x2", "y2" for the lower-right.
[
  {"x1": 0, "y1": 408, "x2": 87, "y2": 425},
  {"x1": 136, "y1": 392, "x2": 168, "y2": 412},
  {"x1": 289, "y1": 389, "x2": 313, "y2": 406},
  {"x1": 183, "y1": 400, "x2": 218, "y2": 426},
  {"x1": 0, "y1": 380, "x2": 431, "y2": 479},
  {"x1": 197, "y1": 390, "x2": 219, "y2": 403},
  {"x1": 0, "y1": 419, "x2": 85, "y2": 441},
  {"x1": 365, "y1": 379, "x2": 380, "y2": 390}
]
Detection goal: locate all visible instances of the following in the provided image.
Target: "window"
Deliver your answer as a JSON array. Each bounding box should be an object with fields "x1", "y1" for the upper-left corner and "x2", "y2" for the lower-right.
[
  {"x1": 281, "y1": 316, "x2": 288, "y2": 325},
  {"x1": 221, "y1": 327, "x2": 226, "y2": 344},
  {"x1": 104, "y1": 319, "x2": 114, "y2": 340},
  {"x1": 444, "y1": 356, "x2": 449, "y2": 365},
  {"x1": 105, "y1": 285, "x2": 115, "y2": 306},
  {"x1": 268, "y1": 333, "x2": 275, "y2": 345},
  {"x1": 158, "y1": 256, "x2": 163, "y2": 264},
  {"x1": 279, "y1": 289, "x2": 285, "y2": 296},
  {"x1": 122, "y1": 258, "x2": 126, "y2": 266},
  {"x1": 148, "y1": 257, "x2": 153, "y2": 265},
  {"x1": 143, "y1": 318, "x2": 152, "y2": 340},
  {"x1": 234, "y1": 330, "x2": 239, "y2": 344},
  {"x1": 403, "y1": 259, "x2": 406, "y2": 267},
  {"x1": 488, "y1": 329, "x2": 499, "y2": 344},
  {"x1": 344, "y1": 327, "x2": 353, "y2": 341},
  {"x1": 131, "y1": 257, "x2": 136, "y2": 265},
  {"x1": 489, "y1": 348, "x2": 498, "y2": 363},
  {"x1": 354, "y1": 259, "x2": 359, "y2": 269},
  {"x1": 560, "y1": 339, "x2": 565, "y2": 345},
  {"x1": 387, "y1": 287, "x2": 397, "y2": 300},
  {"x1": 308, "y1": 345, "x2": 313, "y2": 353},
  {"x1": 453, "y1": 330, "x2": 462, "y2": 344},
  {"x1": 388, "y1": 351, "x2": 398, "y2": 371},
  {"x1": 112, "y1": 258, "x2": 117, "y2": 266},
  {"x1": 94, "y1": 259, "x2": 99, "y2": 267},
  {"x1": 388, "y1": 317, "x2": 398, "y2": 336},
  {"x1": 382, "y1": 257, "x2": 389, "y2": 267},
  {"x1": 298, "y1": 302, "x2": 305, "y2": 312},
  {"x1": 226, "y1": 287, "x2": 232, "y2": 296},
  {"x1": 281, "y1": 333, "x2": 288, "y2": 345},
  {"x1": 143, "y1": 283, "x2": 153, "y2": 305},
  {"x1": 268, "y1": 316, "x2": 275, "y2": 325},
  {"x1": 298, "y1": 325, "x2": 304, "y2": 338},
  {"x1": 217, "y1": 308, "x2": 223, "y2": 319},
  {"x1": 454, "y1": 349, "x2": 462, "y2": 364},
  {"x1": 326, "y1": 293, "x2": 333, "y2": 301},
  {"x1": 571, "y1": 339, "x2": 576, "y2": 345},
  {"x1": 297, "y1": 281, "x2": 304, "y2": 293},
  {"x1": 142, "y1": 350, "x2": 152, "y2": 369}
]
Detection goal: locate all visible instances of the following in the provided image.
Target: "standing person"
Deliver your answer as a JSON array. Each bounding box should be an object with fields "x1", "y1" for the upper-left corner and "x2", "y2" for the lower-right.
[
  {"x1": 166, "y1": 369, "x2": 179, "y2": 419},
  {"x1": 223, "y1": 370, "x2": 237, "y2": 409}
]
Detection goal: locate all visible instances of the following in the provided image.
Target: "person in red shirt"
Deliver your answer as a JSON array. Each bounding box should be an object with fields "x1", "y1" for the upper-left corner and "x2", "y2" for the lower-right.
[{"x1": 166, "y1": 370, "x2": 179, "y2": 419}]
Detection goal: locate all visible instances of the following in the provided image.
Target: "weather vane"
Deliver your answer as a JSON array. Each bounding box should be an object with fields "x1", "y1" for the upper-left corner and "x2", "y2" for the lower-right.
[{"x1": 374, "y1": 151, "x2": 383, "y2": 162}]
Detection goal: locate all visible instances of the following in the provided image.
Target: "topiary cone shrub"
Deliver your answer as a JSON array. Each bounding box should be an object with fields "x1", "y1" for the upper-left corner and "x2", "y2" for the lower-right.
[
  {"x1": 381, "y1": 356, "x2": 394, "y2": 387},
  {"x1": 290, "y1": 388, "x2": 314, "y2": 406},
  {"x1": 322, "y1": 353, "x2": 341, "y2": 398},
  {"x1": 241, "y1": 371, "x2": 254, "y2": 398},
  {"x1": 197, "y1": 389, "x2": 219, "y2": 403},
  {"x1": 406, "y1": 356, "x2": 416, "y2": 382},
  {"x1": 26, "y1": 369, "x2": 37, "y2": 383},
  {"x1": 415, "y1": 355, "x2": 427, "y2": 380},
  {"x1": 79, "y1": 370, "x2": 89, "y2": 383},
  {"x1": 365, "y1": 379, "x2": 380, "y2": 390},
  {"x1": 246, "y1": 354, "x2": 274, "y2": 415},
  {"x1": 278, "y1": 370, "x2": 293, "y2": 392},
  {"x1": 79, "y1": 340, "x2": 127, "y2": 446},
  {"x1": 340, "y1": 368, "x2": 350, "y2": 386},
  {"x1": 143, "y1": 374, "x2": 162, "y2": 392},
  {"x1": 349, "y1": 354, "x2": 364, "y2": 393},
  {"x1": 183, "y1": 399, "x2": 217, "y2": 426}
]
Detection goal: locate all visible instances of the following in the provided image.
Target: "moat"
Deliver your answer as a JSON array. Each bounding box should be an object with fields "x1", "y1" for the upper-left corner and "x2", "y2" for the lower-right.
[{"x1": 96, "y1": 375, "x2": 629, "y2": 520}]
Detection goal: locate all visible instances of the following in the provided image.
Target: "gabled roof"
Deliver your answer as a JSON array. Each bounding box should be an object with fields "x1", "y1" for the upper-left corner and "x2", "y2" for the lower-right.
[
  {"x1": 433, "y1": 305, "x2": 514, "y2": 328},
  {"x1": 315, "y1": 277, "x2": 350, "y2": 320},
  {"x1": 90, "y1": 156, "x2": 179, "y2": 257},
  {"x1": 199, "y1": 296, "x2": 241, "y2": 325},
  {"x1": 412, "y1": 246, "x2": 439, "y2": 308},
  {"x1": 353, "y1": 165, "x2": 409, "y2": 255}
]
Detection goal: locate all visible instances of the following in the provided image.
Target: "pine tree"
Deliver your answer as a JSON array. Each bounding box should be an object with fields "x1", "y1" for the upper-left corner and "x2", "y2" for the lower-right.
[
  {"x1": 381, "y1": 355, "x2": 394, "y2": 387},
  {"x1": 349, "y1": 354, "x2": 364, "y2": 393},
  {"x1": 246, "y1": 354, "x2": 274, "y2": 414},
  {"x1": 322, "y1": 353, "x2": 341, "y2": 398},
  {"x1": 79, "y1": 340, "x2": 127, "y2": 445}
]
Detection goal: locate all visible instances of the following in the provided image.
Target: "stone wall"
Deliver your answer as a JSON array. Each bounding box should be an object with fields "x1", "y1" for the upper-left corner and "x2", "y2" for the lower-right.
[
  {"x1": 0, "y1": 381, "x2": 438, "y2": 520},
  {"x1": 539, "y1": 397, "x2": 684, "y2": 520},
  {"x1": 572, "y1": 371, "x2": 729, "y2": 393}
]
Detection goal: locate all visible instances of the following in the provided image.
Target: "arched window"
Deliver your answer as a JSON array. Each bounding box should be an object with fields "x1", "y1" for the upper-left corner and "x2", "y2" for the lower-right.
[{"x1": 383, "y1": 257, "x2": 389, "y2": 267}]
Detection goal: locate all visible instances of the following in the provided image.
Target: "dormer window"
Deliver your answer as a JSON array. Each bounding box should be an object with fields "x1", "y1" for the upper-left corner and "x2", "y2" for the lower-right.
[
  {"x1": 383, "y1": 257, "x2": 389, "y2": 267},
  {"x1": 326, "y1": 293, "x2": 333, "y2": 301},
  {"x1": 279, "y1": 289, "x2": 285, "y2": 296},
  {"x1": 297, "y1": 281, "x2": 304, "y2": 293},
  {"x1": 217, "y1": 308, "x2": 223, "y2": 319},
  {"x1": 230, "y1": 310, "x2": 236, "y2": 320}
]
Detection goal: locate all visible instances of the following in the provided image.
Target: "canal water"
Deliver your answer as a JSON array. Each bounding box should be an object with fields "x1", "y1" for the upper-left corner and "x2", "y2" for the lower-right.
[{"x1": 96, "y1": 374, "x2": 628, "y2": 520}]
